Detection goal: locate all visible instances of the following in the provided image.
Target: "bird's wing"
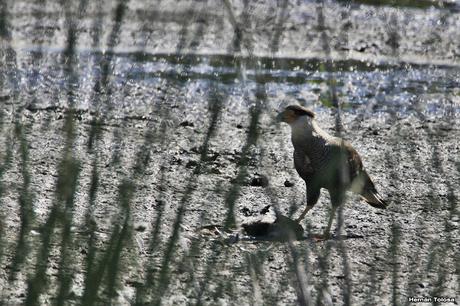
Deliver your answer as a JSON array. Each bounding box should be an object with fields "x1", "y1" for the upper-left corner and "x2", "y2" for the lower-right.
[
  {"x1": 344, "y1": 142, "x2": 388, "y2": 208},
  {"x1": 293, "y1": 149, "x2": 314, "y2": 181},
  {"x1": 344, "y1": 142, "x2": 364, "y2": 181}
]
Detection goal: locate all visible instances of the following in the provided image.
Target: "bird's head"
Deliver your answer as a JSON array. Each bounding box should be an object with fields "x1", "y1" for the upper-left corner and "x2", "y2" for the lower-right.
[{"x1": 277, "y1": 105, "x2": 315, "y2": 125}]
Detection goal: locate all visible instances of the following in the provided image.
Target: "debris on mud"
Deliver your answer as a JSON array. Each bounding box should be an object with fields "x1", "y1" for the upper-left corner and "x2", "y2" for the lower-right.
[{"x1": 242, "y1": 215, "x2": 304, "y2": 241}]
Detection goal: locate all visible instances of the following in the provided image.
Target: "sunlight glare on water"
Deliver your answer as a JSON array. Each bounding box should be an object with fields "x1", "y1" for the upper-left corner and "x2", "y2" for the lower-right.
[{"x1": 9, "y1": 48, "x2": 460, "y2": 120}]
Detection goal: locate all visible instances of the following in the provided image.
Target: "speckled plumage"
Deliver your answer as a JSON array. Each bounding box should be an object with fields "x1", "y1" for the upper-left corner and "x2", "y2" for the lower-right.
[{"x1": 279, "y1": 105, "x2": 387, "y2": 237}]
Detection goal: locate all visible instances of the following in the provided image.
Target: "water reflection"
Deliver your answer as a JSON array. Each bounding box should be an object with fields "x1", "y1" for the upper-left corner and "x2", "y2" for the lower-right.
[{"x1": 4, "y1": 48, "x2": 460, "y2": 119}]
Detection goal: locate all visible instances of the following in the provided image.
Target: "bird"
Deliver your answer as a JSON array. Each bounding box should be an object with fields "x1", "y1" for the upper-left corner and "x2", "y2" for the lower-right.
[{"x1": 278, "y1": 105, "x2": 387, "y2": 239}]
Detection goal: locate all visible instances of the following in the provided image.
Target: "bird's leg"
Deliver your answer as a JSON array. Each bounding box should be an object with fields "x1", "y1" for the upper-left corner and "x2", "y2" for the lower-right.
[
  {"x1": 323, "y1": 189, "x2": 345, "y2": 239},
  {"x1": 295, "y1": 205, "x2": 312, "y2": 222},
  {"x1": 323, "y1": 206, "x2": 337, "y2": 239},
  {"x1": 296, "y1": 185, "x2": 320, "y2": 223}
]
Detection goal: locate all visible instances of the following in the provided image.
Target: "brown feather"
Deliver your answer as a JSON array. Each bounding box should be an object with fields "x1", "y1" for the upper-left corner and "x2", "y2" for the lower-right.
[{"x1": 345, "y1": 143, "x2": 388, "y2": 209}]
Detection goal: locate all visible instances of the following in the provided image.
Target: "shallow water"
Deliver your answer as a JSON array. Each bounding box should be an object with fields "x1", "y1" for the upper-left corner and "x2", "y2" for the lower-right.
[{"x1": 3, "y1": 48, "x2": 459, "y2": 120}]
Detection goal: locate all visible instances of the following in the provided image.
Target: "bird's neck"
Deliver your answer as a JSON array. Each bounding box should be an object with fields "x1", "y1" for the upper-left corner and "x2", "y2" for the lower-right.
[
  {"x1": 290, "y1": 116, "x2": 313, "y2": 144},
  {"x1": 290, "y1": 117, "x2": 332, "y2": 156},
  {"x1": 290, "y1": 116, "x2": 333, "y2": 143},
  {"x1": 311, "y1": 120, "x2": 335, "y2": 142}
]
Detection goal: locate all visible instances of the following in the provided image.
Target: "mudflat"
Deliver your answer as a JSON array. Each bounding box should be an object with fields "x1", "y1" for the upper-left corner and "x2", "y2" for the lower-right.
[{"x1": 0, "y1": 0, "x2": 459, "y2": 304}]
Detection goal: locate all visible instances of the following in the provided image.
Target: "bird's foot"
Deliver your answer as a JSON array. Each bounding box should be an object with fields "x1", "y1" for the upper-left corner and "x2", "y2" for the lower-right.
[
  {"x1": 311, "y1": 233, "x2": 331, "y2": 242},
  {"x1": 310, "y1": 234, "x2": 329, "y2": 242}
]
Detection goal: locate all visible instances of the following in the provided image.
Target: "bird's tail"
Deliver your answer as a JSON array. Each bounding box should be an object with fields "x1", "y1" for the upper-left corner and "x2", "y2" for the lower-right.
[
  {"x1": 352, "y1": 171, "x2": 388, "y2": 209},
  {"x1": 361, "y1": 189, "x2": 387, "y2": 209}
]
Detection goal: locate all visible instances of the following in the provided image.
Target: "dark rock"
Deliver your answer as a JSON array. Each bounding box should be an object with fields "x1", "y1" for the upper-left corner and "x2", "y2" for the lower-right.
[
  {"x1": 240, "y1": 207, "x2": 252, "y2": 217},
  {"x1": 186, "y1": 160, "x2": 199, "y2": 168},
  {"x1": 179, "y1": 120, "x2": 194, "y2": 127},
  {"x1": 250, "y1": 174, "x2": 269, "y2": 187},
  {"x1": 135, "y1": 223, "x2": 147, "y2": 232},
  {"x1": 284, "y1": 180, "x2": 294, "y2": 187},
  {"x1": 260, "y1": 205, "x2": 271, "y2": 214}
]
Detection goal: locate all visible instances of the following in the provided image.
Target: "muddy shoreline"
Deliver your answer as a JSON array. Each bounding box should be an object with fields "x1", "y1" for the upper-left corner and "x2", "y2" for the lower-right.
[{"x1": 0, "y1": 103, "x2": 458, "y2": 304}]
